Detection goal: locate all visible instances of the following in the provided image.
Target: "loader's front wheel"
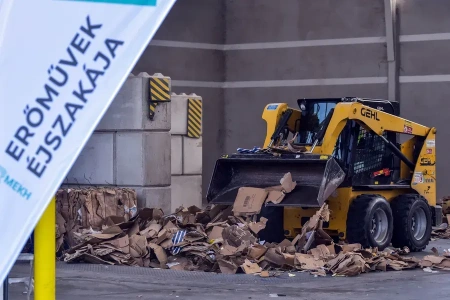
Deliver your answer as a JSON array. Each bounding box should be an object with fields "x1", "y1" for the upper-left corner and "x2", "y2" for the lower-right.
[
  {"x1": 390, "y1": 194, "x2": 432, "y2": 252},
  {"x1": 346, "y1": 194, "x2": 393, "y2": 250}
]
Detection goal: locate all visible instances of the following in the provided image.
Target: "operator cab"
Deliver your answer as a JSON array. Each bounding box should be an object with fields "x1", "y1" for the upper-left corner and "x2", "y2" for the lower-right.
[{"x1": 294, "y1": 97, "x2": 403, "y2": 188}]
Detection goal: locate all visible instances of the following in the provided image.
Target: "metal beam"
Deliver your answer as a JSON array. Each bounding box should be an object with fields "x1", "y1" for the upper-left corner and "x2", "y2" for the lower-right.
[{"x1": 384, "y1": 0, "x2": 398, "y2": 101}]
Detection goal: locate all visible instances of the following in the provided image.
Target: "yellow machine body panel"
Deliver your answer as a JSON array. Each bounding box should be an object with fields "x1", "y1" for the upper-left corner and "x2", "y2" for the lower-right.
[
  {"x1": 283, "y1": 187, "x2": 413, "y2": 240},
  {"x1": 262, "y1": 103, "x2": 301, "y2": 148},
  {"x1": 410, "y1": 129, "x2": 437, "y2": 206},
  {"x1": 261, "y1": 101, "x2": 436, "y2": 205}
]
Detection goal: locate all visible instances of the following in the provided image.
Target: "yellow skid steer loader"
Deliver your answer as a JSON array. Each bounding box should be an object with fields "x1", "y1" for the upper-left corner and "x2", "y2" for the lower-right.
[{"x1": 207, "y1": 97, "x2": 441, "y2": 251}]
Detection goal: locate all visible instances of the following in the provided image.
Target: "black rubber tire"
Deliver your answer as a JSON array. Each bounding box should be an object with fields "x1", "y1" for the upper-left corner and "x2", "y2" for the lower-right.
[
  {"x1": 391, "y1": 194, "x2": 432, "y2": 252},
  {"x1": 257, "y1": 205, "x2": 285, "y2": 243},
  {"x1": 346, "y1": 194, "x2": 394, "y2": 250}
]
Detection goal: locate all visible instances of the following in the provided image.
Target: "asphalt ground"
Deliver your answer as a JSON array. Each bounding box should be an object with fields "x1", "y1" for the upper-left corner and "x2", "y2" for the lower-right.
[{"x1": 6, "y1": 239, "x2": 450, "y2": 300}]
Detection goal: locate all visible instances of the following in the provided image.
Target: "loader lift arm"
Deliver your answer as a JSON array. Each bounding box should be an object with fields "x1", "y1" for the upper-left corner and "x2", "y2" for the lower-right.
[
  {"x1": 317, "y1": 101, "x2": 437, "y2": 205},
  {"x1": 319, "y1": 101, "x2": 430, "y2": 154},
  {"x1": 263, "y1": 103, "x2": 302, "y2": 148}
]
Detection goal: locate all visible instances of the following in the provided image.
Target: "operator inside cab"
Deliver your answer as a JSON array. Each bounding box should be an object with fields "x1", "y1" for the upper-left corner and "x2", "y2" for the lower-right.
[{"x1": 297, "y1": 100, "x2": 336, "y2": 144}]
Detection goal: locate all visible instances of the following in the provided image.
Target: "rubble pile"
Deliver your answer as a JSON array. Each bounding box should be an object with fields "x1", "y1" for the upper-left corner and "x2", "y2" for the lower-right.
[
  {"x1": 55, "y1": 188, "x2": 137, "y2": 254},
  {"x1": 61, "y1": 200, "x2": 447, "y2": 276}
]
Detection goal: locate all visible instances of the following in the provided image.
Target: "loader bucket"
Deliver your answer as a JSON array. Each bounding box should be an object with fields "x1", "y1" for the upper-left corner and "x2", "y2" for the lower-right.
[{"x1": 206, "y1": 154, "x2": 346, "y2": 208}]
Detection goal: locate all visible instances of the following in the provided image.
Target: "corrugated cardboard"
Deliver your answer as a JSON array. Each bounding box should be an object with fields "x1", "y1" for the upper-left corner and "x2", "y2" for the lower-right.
[
  {"x1": 327, "y1": 252, "x2": 368, "y2": 276},
  {"x1": 55, "y1": 187, "x2": 137, "y2": 253},
  {"x1": 248, "y1": 217, "x2": 268, "y2": 234},
  {"x1": 140, "y1": 223, "x2": 162, "y2": 239},
  {"x1": 129, "y1": 234, "x2": 147, "y2": 258},
  {"x1": 232, "y1": 187, "x2": 268, "y2": 216},
  {"x1": 149, "y1": 243, "x2": 168, "y2": 268},
  {"x1": 282, "y1": 253, "x2": 296, "y2": 267},
  {"x1": 220, "y1": 244, "x2": 238, "y2": 256},
  {"x1": 280, "y1": 172, "x2": 296, "y2": 193},
  {"x1": 295, "y1": 253, "x2": 325, "y2": 270},
  {"x1": 222, "y1": 225, "x2": 256, "y2": 248},
  {"x1": 64, "y1": 202, "x2": 439, "y2": 277},
  {"x1": 208, "y1": 226, "x2": 224, "y2": 242},
  {"x1": 264, "y1": 248, "x2": 286, "y2": 267},
  {"x1": 218, "y1": 259, "x2": 238, "y2": 274},
  {"x1": 265, "y1": 190, "x2": 285, "y2": 205},
  {"x1": 247, "y1": 244, "x2": 267, "y2": 260},
  {"x1": 339, "y1": 243, "x2": 362, "y2": 253},
  {"x1": 241, "y1": 259, "x2": 262, "y2": 274}
]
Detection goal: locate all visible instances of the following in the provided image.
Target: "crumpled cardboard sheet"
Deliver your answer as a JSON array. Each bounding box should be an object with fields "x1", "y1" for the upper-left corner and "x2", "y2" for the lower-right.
[
  {"x1": 56, "y1": 187, "x2": 137, "y2": 254},
  {"x1": 265, "y1": 172, "x2": 297, "y2": 205},
  {"x1": 419, "y1": 255, "x2": 450, "y2": 270},
  {"x1": 432, "y1": 221, "x2": 450, "y2": 239},
  {"x1": 232, "y1": 172, "x2": 297, "y2": 213}
]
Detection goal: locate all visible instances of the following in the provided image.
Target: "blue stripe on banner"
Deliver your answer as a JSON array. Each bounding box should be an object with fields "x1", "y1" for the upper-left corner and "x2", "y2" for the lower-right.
[{"x1": 57, "y1": 0, "x2": 157, "y2": 6}]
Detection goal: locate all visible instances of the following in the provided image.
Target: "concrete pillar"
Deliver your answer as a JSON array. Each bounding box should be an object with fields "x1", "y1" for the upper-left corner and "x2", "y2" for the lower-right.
[
  {"x1": 170, "y1": 93, "x2": 203, "y2": 211},
  {"x1": 66, "y1": 72, "x2": 172, "y2": 213}
]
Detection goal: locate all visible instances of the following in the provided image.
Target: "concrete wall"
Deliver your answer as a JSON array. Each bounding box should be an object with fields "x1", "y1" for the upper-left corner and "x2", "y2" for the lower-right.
[
  {"x1": 223, "y1": 0, "x2": 388, "y2": 152},
  {"x1": 397, "y1": 0, "x2": 450, "y2": 198},
  {"x1": 65, "y1": 73, "x2": 172, "y2": 213},
  {"x1": 132, "y1": 0, "x2": 226, "y2": 205},
  {"x1": 130, "y1": 0, "x2": 450, "y2": 199},
  {"x1": 170, "y1": 93, "x2": 203, "y2": 210}
]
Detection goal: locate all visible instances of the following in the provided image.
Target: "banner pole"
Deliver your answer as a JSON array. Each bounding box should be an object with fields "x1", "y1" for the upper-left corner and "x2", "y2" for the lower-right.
[
  {"x1": 34, "y1": 197, "x2": 55, "y2": 300},
  {"x1": 1, "y1": 275, "x2": 8, "y2": 300}
]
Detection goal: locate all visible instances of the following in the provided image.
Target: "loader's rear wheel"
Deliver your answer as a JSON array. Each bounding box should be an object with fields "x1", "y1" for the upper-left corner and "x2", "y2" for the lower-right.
[
  {"x1": 391, "y1": 194, "x2": 432, "y2": 252},
  {"x1": 346, "y1": 194, "x2": 393, "y2": 250}
]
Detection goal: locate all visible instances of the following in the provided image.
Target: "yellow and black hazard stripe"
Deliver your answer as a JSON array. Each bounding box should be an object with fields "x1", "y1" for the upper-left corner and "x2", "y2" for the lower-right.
[
  {"x1": 150, "y1": 77, "x2": 170, "y2": 101},
  {"x1": 187, "y1": 98, "x2": 202, "y2": 138},
  {"x1": 149, "y1": 76, "x2": 171, "y2": 120},
  {"x1": 149, "y1": 102, "x2": 158, "y2": 120}
]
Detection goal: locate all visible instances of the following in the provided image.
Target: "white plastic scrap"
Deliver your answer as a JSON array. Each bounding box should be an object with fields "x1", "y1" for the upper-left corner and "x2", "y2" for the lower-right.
[
  {"x1": 77, "y1": 208, "x2": 82, "y2": 222},
  {"x1": 124, "y1": 205, "x2": 137, "y2": 218},
  {"x1": 423, "y1": 267, "x2": 438, "y2": 273}
]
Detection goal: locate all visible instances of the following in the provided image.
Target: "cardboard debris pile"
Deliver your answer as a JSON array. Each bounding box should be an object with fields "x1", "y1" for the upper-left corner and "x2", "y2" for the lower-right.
[
  {"x1": 430, "y1": 195, "x2": 450, "y2": 240},
  {"x1": 62, "y1": 200, "x2": 446, "y2": 276},
  {"x1": 60, "y1": 177, "x2": 450, "y2": 276},
  {"x1": 420, "y1": 249, "x2": 450, "y2": 271},
  {"x1": 432, "y1": 222, "x2": 450, "y2": 239},
  {"x1": 431, "y1": 206, "x2": 450, "y2": 239},
  {"x1": 55, "y1": 188, "x2": 137, "y2": 254}
]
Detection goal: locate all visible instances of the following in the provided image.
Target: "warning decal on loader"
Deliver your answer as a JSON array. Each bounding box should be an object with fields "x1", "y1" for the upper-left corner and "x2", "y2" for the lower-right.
[{"x1": 413, "y1": 172, "x2": 424, "y2": 184}]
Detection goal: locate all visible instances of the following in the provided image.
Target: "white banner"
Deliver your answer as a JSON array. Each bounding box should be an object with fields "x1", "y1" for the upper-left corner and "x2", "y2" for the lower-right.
[{"x1": 0, "y1": 0, "x2": 176, "y2": 283}]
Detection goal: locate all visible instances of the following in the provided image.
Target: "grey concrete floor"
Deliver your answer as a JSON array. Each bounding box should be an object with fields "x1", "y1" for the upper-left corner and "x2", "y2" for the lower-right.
[{"x1": 6, "y1": 239, "x2": 450, "y2": 300}]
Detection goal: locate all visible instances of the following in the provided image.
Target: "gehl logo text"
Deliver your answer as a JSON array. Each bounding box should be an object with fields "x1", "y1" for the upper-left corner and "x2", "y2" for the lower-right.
[{"x1": 361, "y1": 108, "x2": 380, "y2": 121}]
